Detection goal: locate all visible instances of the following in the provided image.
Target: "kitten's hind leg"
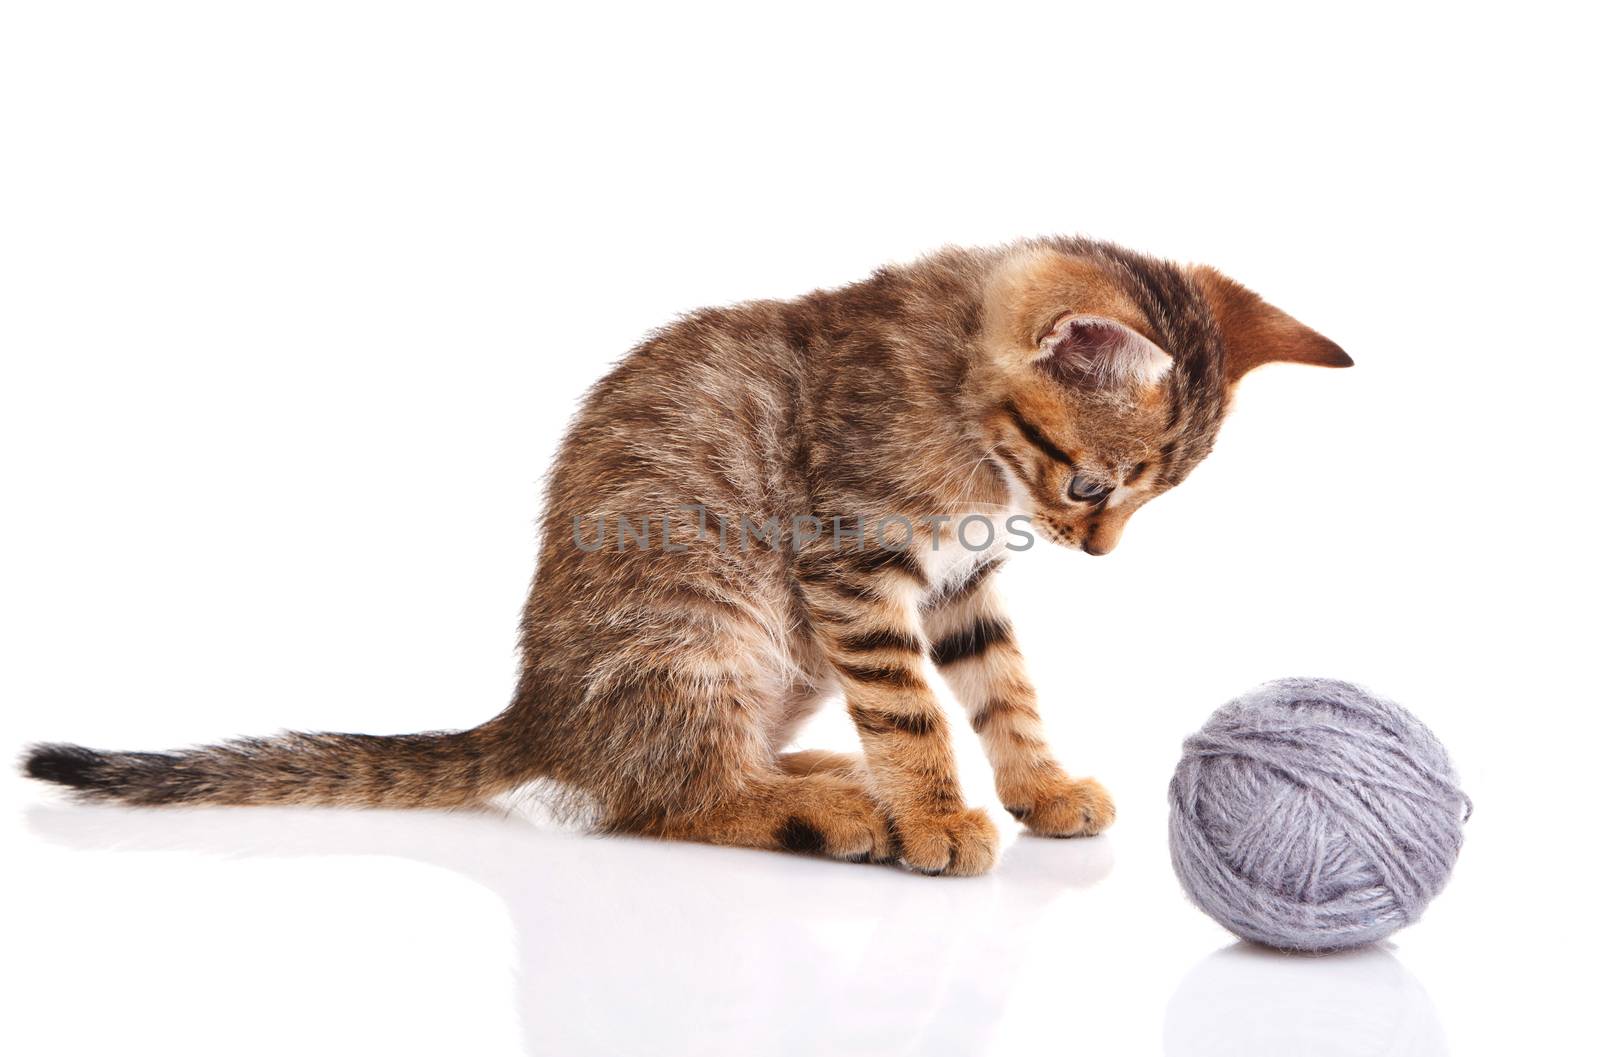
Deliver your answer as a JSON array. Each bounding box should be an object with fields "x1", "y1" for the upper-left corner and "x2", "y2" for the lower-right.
[
  {"x1": 565, "y1": 636, "x2": 891, "y2": 865},
  {"x1": 629, "y1": 769, "x2": 896, "y2": 865}
]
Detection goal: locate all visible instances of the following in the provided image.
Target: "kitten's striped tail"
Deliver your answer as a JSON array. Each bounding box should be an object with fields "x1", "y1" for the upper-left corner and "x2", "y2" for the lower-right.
[{"x1": 21, "y1": 715, "x2": 529, "y2": 809}]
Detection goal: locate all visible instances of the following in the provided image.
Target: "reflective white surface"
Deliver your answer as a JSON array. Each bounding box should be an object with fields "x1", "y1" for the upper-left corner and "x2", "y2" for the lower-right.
[
  {"x1": 1166, "y1": 945, "x2": 1446, "y2": 1057},
  {"x1": 6, "y1": 776, "x2": 1561, "y2": 1057},
  {"x1": 22, "y1": 801, "x2": 1116, "y2": 1056}
]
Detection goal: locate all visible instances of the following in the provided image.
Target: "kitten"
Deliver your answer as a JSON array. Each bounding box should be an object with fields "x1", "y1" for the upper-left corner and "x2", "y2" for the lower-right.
[{"x1": 23, "y1": 238, "x2": 1349, "y2": 876}]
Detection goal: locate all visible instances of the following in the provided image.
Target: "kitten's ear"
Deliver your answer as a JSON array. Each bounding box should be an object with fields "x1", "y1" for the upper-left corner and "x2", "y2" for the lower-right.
[
  {"x1": 1192, "y1": 265, "x2": 1353, "y2": 383},
  {"x1": 1037, "y1": 314, "x2": 1173, "y2": 389}
]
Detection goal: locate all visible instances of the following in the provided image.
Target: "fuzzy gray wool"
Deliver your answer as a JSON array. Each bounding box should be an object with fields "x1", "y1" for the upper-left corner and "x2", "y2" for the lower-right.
[{"x1": 1168, "y1": 678, "x2": 1470, "y2": 951}]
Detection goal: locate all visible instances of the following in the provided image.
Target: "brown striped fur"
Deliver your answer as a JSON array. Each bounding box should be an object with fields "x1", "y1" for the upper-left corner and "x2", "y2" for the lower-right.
[{"x1": 23, "y1": 238, "x2": 1348, "y2": 876}]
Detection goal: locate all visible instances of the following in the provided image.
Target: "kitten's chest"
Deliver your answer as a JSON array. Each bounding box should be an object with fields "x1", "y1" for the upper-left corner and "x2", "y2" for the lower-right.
[{"x1": 918, "y1": 510, "x2": 1017, "y2": 599}]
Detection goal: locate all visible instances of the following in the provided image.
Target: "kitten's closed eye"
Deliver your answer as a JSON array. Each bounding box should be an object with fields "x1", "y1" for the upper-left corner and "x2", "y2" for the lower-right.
[{"x1": 1067, "y1": 474, "x2": 1112, "y2": 503}]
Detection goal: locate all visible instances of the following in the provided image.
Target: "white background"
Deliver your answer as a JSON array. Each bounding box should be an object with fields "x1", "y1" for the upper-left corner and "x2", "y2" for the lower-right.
[{"x1": 3, "y1": 3, "x2": 1595, "y2": 1055}]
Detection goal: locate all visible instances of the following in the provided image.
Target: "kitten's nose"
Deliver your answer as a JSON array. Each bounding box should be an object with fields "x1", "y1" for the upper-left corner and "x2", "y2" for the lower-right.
[{"x1": 1082, "y1": 517, "x2": 1127, "y2": 556}]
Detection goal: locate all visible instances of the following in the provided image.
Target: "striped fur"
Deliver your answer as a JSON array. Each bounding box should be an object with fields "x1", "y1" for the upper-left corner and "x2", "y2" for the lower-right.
[
  {"x1": 23, "y1": 238, "x2": 1348, "y2": 876},
  {"x1": 922, "y1": 570, "x2": 1114, "y2": 837}
]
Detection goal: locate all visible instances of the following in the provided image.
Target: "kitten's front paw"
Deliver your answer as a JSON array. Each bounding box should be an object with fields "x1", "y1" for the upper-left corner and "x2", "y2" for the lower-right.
[
  {"x1": 1006, "y1": 775, "x2": 1115, "y2": 837},
  {"x1": 891, "y1": 807, "x2": 999, "y2": 876}
]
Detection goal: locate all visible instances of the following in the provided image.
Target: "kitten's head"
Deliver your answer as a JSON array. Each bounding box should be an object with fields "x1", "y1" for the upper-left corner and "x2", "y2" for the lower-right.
[{"x1": 979, "y1": 240, "x2": 1350, "y2": 555}]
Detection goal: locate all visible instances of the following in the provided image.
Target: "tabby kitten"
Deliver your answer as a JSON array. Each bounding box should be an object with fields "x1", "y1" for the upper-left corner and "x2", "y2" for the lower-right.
[{"x1": 24, "y1": 238, "x2": 1348, "y2": 876}]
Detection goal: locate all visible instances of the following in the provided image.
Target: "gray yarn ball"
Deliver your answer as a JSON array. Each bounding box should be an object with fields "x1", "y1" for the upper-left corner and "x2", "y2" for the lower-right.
[{"x1": 1168, "y1": 678, "x2": 1471, "y2": 951}]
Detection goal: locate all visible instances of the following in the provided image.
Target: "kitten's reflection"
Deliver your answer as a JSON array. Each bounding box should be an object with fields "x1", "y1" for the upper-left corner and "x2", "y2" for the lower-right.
[
  {"x1": 28, "y1": 801, "x2": 1111, "y2": 1057},
  {"x1": 1164, "y1": 941, "x2": 1448, "y2": 1057}
]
